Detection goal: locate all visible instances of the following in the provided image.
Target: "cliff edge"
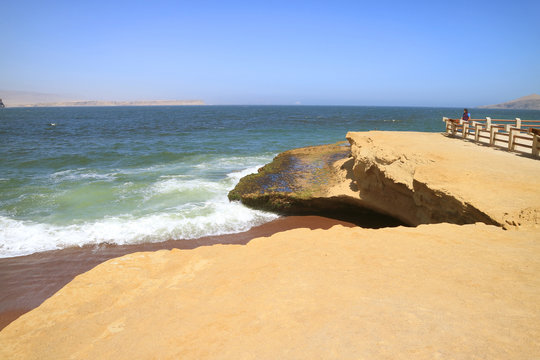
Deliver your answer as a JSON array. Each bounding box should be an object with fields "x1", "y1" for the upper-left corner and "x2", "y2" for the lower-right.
[
  {"x1": 230, "y1": 131, "x2": 540, "y2": 229},
  {"x1": 344, "y1": 131, "x2": 539, "y2": 228},
  {"x1": 1, "y1": 224, "x2": 539, "y2": 359}
]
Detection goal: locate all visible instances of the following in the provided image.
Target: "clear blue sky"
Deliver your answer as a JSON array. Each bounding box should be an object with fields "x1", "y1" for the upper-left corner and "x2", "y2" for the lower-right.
[{"x1": 2, "y1": 0, "x2": 539, "y2": 106}]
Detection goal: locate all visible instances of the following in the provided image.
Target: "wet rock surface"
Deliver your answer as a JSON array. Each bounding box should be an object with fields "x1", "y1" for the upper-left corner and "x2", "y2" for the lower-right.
[
  {"x1": 228, "y1": 142, "x2": 404, "y2": 228},
  {"x1": 229, "y1": 142, "x2": 348, "y2": 205}
]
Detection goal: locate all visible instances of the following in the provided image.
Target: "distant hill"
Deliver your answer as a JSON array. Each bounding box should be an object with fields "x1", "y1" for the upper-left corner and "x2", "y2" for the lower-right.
[
  {"x1": 0, "y1": 91, "x2": 204, "y2": 107},
  {"x1": 16, "y1": 100, "x2": 205, "y2": 107},
  {"x1": 0, "y1": 90, "x2": 73, "y2": 107},
  {"x1": 478, "y1": 94, "x2": 540, "y2": 110}
]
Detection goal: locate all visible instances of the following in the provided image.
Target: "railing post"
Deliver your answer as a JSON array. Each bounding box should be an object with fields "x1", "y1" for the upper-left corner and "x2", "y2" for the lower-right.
[
  {"x1": 463, "y1": 122, "x2": 468, "y2": 138},
  {"x1": 490, "y1": 126, "x2": 498, "y2": 146},
  {"x1": 533, "y1": 134, "x2": 540, "y2": 158},
  {"x1": 486, "y1": 117, "x2": 492, "y2": 130},
  {"x1": 515, "y1": 118, "x2": 521, "y2": 129},
  {"x1": 442, "y1": 117, "x2": 450, "y2": 134},
  {"x1": 475, "y1": 123, "x2": 481, "y2": 142},
  {"x1": 508, "y1": 128, "x2": 515, "y2": 151}
]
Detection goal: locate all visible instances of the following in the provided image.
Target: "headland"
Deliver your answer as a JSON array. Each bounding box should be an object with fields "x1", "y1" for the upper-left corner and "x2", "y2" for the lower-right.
[
  {"x1": 230, "y1": 131, "x2": 539, "y2": 229},
  {"x1": 1, "y1": 131, "x2": 539, "y2": 359},
  {"x1": 478, "y1": 93, "x2": 540, "y2": 110}
]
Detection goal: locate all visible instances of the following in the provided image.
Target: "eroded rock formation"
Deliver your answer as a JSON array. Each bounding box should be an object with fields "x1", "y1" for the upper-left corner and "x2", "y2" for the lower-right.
[
  {"x1": 229, "y1": 142, "x2": 351, "y2": 212},
  {"x1": 230, "y1": 131, "x2": 540, "y2": 229},
  {"x1": 2, "y1": 224, "x2": 539, "y2": 359}
]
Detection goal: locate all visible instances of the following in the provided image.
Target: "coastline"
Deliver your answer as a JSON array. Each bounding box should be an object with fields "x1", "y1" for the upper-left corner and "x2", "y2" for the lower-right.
[
  {"x1": 2, "y1": 129, "x2": 539, "y2": 358},
  {"x1": 0, "y1": 215, "x2": 356, "y2": 330},
  {"x1": 3, "y1": 100, "x2": 205, "y2": 108}
]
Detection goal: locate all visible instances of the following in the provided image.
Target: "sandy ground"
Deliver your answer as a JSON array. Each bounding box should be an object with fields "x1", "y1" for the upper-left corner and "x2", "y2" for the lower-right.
[
  {"x1": 1, "y1": 223, "x2": 539, "y2": 359},
  {"x1": 0, "y1": 216, "x2": 356, "y2": 330}
]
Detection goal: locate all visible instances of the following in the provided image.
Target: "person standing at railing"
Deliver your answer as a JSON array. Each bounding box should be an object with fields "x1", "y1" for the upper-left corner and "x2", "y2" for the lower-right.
[{"x1": 461, "y1": 108, "x2": 471, "y2": 122}]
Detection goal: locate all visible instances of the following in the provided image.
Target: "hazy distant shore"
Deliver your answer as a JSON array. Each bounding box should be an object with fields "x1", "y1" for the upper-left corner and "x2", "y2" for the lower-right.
[
  {"x1": 5, "y1": 100, "x2": 205, "y2": 107},
  {"x1": 477, "y1": 93, "x2": 540, "y2": 110}
]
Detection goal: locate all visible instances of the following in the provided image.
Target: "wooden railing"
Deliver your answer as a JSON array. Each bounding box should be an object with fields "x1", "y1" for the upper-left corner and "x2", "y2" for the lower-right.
[{"x1": 443, "y1": 117, "x2": 540, "y2": 158}]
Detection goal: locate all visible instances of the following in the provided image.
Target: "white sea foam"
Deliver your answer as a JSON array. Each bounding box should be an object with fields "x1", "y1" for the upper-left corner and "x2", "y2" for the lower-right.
[
  {"x1": 150, "y1": 178, "x2": 224, "y2": 196},
  {"x1": 159, "y1": 174, "x2": 193, "y2": 179},
  {"x1": 0, "y1": 164, "x2": 276, "y2": 258},
  {"x1": 226, "y1": 165, "x2": 263, "y2": 183},
  {"x1": 0, "y1": 203, "x2": 278, "y2": 258},
  {"x1": 194, "y1": 155, "x2": 273, "y2": 171},
  {"x1": 146, "y1": 164, "x2": 263, "y2": 199},
  {"x1": 50, "y1": 168, "x2": 117, "y2": 182}
]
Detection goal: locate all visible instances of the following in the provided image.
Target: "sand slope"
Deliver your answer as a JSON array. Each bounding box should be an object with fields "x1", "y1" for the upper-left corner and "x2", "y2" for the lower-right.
[{"x1": 1, "y1": 223, "x2": 539, "y2": 359}]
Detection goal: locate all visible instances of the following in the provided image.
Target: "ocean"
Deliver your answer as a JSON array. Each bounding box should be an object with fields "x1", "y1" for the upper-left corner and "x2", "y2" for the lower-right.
[{"x1": 1, "y1": 105, "x2": 539, "y2": 258}]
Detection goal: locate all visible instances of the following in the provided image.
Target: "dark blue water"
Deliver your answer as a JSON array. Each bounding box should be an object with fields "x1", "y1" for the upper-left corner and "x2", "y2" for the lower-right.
[{"x1": 1, "y1": 105, "x2": 538, "y2": 257}]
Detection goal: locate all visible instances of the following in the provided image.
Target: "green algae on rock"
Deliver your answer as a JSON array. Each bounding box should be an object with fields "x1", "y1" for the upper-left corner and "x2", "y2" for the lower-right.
[
  {"x1": 228, "y1": 141, "x2": 406, "y2": 228},
  {"x1": 228, "y1": 142, "x2": 351, "y2": 212}
]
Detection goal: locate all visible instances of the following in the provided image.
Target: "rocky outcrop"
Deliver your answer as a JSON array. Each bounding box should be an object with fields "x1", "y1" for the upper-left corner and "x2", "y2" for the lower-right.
[
  {"x1": 228, "y1": 142, "x2": 350, "y2": 211},
  {"x1": 2, "y1": 223, "x2": 539, "y2": 359},
  {"x1": 0, "y1": 99, "x2": 4, "y2": 108},
  {"x1": 228, "y1": 142, "x2": 404, "y2": 228},
  {"x1": 230, "y1": 131, "x2": 540, "y2": 229},
  {"x1": 345, "y1": 131, "x2": 539, "y2": 228}
]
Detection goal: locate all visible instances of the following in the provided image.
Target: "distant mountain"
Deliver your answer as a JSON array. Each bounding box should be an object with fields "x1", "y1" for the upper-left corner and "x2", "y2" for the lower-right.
[{"x1": 478, "y1": 94, "x2": 540, "y2": 110}]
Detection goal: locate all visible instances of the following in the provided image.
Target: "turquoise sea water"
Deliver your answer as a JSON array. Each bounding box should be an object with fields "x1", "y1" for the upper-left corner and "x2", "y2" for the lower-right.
[{"x1": 1, "y1": 105, "x2": 539, "y2": 258}]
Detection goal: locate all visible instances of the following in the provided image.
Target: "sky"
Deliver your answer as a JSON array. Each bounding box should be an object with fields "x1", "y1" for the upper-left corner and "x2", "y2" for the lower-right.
[{"x1": 1, "y1": 0, "x2": 539, "y2": 106}]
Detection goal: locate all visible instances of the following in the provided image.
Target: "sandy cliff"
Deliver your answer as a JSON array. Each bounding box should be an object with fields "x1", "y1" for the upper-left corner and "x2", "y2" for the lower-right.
[
  {"x1": 343, "y1": 131, "x2": 539, "y2": 228},
  {"x1": 230, "y1": 131, "x2": 540, "y2": 229},
  {"x1": 1, "y1": 224, "x2": 539, "y2": 359}
]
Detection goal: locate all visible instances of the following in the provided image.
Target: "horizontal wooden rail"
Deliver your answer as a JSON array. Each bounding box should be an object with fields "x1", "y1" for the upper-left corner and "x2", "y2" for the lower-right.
[{"x1": 442, "y1": 116, "x2": 540, "y2": 158}]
